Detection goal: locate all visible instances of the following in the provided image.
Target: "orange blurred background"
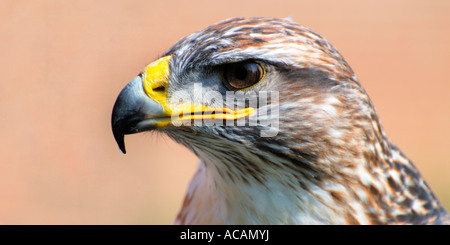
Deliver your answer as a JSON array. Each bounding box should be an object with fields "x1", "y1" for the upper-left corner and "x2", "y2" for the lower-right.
[{"x1": 0, "y1": 0, "x2": 449, "y2": 224}]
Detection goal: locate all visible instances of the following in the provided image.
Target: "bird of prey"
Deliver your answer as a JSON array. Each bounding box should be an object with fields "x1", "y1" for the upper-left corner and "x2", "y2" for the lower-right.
[{"x1": 111, "y1": 17, "x2": 449, "y2": 224}]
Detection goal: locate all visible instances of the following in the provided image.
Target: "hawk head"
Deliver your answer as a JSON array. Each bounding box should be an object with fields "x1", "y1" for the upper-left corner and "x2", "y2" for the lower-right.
[{"x1": 111, "y1": 17, "x2": 448, "y2": 224}]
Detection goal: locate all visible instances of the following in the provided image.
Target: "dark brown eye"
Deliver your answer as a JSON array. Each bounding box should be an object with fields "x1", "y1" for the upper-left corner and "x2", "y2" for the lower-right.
[{"x1": 222, "y1": 61, "x2": 264, "y2": 90}]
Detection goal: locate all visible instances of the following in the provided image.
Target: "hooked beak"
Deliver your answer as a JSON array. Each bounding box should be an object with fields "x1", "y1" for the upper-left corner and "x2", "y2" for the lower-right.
[{"x1": 111, "y1": 74, "x2": 170, "y2": 153}]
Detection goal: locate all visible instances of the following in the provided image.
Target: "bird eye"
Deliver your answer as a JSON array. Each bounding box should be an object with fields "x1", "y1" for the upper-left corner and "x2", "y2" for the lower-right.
[{"x1": 222, "y1": 61, "x2": 264, "y2": 90}]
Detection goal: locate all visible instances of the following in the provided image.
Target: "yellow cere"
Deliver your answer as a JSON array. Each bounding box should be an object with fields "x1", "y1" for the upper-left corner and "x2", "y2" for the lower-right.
[{"x1": 142, "y1": 55, "x2": 172, "y2": 106}]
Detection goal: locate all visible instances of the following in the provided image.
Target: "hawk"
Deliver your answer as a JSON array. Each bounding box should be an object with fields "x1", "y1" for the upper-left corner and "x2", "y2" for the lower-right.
[{"x1": 111, "y1": 17, "x2": 449, "y2": 224}]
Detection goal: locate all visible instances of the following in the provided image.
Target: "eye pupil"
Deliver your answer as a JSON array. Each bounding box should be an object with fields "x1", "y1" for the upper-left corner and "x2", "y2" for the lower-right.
[
  {"x1": 234, "y1": 66, "x2": 248, "y2": 80},
  {"x1": 223, "y1": 61, "x2": 264, "y2": 89}
]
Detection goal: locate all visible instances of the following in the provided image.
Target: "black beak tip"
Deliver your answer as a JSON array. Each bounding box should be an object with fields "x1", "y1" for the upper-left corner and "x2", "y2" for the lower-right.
[
  {"x1": 116, "y1": 136, "x2": 127, "y2": 154},
  {"x1": 112, "y1": 126, "x2": 127, "y2": 154}
]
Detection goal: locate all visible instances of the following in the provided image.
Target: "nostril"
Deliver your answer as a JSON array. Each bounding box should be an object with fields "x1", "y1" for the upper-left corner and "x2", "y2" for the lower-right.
[{"x1": 153, "y1": 86, "x2": 166, "y2": 93}]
